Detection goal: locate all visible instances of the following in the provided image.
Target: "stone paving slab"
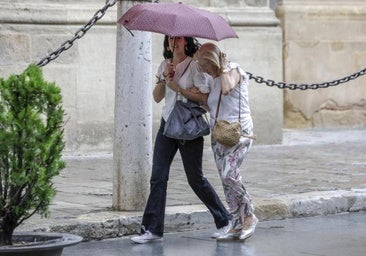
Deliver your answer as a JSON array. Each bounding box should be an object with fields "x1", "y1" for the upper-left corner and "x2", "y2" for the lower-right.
[{"x1": 17, "y1": 128, "x2": 366, "y2": 240}]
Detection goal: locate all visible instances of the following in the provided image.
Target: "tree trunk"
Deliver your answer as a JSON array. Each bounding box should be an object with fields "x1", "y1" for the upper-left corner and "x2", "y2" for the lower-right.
[{"x1": 0, "y1": 216, "x2": 16, "y2": 245}]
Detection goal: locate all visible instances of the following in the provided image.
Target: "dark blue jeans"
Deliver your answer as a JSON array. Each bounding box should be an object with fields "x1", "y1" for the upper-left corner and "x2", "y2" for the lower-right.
[{"x1": 141, "y1": 119, "x2": 231, "y2": 236}]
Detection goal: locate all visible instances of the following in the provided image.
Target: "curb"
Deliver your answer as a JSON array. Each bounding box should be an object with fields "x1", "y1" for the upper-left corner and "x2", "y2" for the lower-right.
[
  {"x1": 23, "y1": 189, "x2": 366, "y2": 241},
  {"x1": 256, "y1": 189, "x2": 366, "y2": 220}
]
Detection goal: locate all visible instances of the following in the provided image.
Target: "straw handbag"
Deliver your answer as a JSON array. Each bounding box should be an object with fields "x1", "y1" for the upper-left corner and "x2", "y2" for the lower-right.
[{"x1": 212, "y1": 89, "x2": 242, "y2": 147}]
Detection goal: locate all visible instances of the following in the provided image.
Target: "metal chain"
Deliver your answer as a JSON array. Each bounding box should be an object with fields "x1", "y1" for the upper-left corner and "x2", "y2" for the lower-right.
[
  {"x1": 247, "y1": 67, "x2": 366, "y2": 90},
  {"x1": 37, "y1": 0, "x2": 118, "y2": 67}
]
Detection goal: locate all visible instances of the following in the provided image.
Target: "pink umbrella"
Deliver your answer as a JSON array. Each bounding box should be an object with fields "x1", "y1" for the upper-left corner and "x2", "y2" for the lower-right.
[{"x1": 118, "y1": 2, "x2": 238, "y2": 41}]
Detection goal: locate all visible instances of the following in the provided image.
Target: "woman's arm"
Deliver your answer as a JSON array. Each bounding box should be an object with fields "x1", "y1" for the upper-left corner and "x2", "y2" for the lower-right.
[
  {"x1": 166, "y1": 80, "x2": 208, "y2": 104},
  {"x1": 153, "y1": 76, "x2": 166, "y2": 103},
  {"x1": 153, "y1": 60, "x2": 173, "y2": 103},
  {"x1": 219, "y1": 53, "x2": 241, "y2": 95},
  {"x1": 220, "y1": 68, "x2": 241, "y2": 95}
]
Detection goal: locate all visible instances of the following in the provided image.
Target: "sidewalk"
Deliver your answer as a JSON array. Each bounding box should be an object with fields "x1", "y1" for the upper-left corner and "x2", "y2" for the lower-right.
[{"x1": 18, "y1": 128, "x2": 366, "y2": 240}]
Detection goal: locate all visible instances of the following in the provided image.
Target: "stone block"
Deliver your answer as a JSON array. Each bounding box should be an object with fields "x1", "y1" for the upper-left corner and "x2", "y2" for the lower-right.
[
  {"x1": 0, "y1": 33, "x2": 30, "y2": 65},
  {"x1": 254, "y1": 198, "x2": 292, "y2": 220},
  {"x1": 278, "y1": 0, "x2": 366, "y2": 128}
]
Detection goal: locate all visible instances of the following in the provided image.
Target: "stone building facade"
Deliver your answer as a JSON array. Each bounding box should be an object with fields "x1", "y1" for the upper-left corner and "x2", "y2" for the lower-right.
[
  {"x1": 1, "y1": 0, "x2": 364, "y2": 156},
  {"x1": 278, "y1": 0, "x2": 366, "y2": 128},
  {"x1": 0, "y1": 0, "x2": 282, "y2": 155}
]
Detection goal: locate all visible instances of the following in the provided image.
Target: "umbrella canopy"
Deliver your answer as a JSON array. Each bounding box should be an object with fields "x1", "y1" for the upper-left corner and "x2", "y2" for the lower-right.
[{"x1": 118, "y1": 2, "x2": 238, "y2": 41}]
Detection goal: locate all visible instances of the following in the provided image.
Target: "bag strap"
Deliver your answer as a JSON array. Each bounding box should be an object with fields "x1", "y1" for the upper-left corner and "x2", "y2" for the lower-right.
[
  {"x1": 215, "y1": 80, "x2": 241, "y2": 123},
  {"x1": 214, "y1": 90, "x2": 223, "y2": 122},
  {"x1": 174, "y1": 60, "x2": 192, "y2": 100}
]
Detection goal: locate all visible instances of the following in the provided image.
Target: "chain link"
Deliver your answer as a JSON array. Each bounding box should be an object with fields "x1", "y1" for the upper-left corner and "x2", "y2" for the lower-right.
[
  {"x1": 247, "y1": 67, "x2": 366, "y2": 90},
  {"x1": 37, "y1": 0, "x2": 118, "y2": 67},
  {"x1": 36, "y1": 0, "x2": 366, "y2": 90}
]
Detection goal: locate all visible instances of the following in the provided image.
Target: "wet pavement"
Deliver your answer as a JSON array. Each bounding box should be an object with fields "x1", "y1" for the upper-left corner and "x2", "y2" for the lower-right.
[
  {"x1": 63, "y1": 211, "x2": 366, "y2": 256},
  {"x1": 18, "y1": 128, "x2": 366, "y2": 241}
]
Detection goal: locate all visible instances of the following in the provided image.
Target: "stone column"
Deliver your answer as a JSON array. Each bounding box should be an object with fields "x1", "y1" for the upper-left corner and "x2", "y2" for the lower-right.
[{"x1": 113, "y1": 0, "x2": 152, "y2": 211}]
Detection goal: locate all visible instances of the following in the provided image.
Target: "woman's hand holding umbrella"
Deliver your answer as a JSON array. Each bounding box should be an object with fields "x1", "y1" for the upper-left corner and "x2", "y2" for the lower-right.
[{"x1": 164, "y1": 62, "x2": 175, "y2": 79}]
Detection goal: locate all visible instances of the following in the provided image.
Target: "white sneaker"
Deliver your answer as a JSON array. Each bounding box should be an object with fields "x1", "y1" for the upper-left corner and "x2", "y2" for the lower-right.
[
  {"x1": 211, "y1": 220, "x2": 232, "y2": 238},
  {"x1": 131, "y1": 231, "x2": 163, "y2": 244}
]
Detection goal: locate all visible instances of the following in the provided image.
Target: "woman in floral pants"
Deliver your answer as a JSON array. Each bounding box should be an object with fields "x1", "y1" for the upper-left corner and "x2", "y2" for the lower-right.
[{"x1": 195, "y1": 42, "x2": 258, "y2": 241}]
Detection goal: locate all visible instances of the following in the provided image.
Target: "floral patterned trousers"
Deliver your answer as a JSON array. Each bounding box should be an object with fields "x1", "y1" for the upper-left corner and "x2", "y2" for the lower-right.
[{"x1": 211, "y1": 135, "x2": 254, "y2": 230}]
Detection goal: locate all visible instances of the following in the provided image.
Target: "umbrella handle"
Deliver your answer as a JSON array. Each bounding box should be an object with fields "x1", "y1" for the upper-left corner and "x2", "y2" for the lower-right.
[
  {"x1": 123, "y1": 27, "x2": 134, "y2": 37},
  {"x1": 171, "y1": 37, "x2": 176, "y2": 62},
  {"x1": 168, "y1": 37, "x2": 177, "y2": 79}
]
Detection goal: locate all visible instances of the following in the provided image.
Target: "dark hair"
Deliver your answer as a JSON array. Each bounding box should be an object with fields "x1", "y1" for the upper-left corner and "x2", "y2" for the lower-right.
[{"x1": 163, "y1": 36, "x2": 201, "y2": 59}]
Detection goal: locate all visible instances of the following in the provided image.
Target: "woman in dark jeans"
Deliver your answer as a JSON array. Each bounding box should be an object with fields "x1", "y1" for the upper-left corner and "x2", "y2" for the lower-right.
[{"x1": 131, "y1": 36, "x2": 231, "y2": 244}]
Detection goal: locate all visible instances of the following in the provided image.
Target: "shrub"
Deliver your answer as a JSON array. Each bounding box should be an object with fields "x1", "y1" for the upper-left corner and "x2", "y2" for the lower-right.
[{"x1": 0, "y1": 65, "x2": 65, "y2": 245}]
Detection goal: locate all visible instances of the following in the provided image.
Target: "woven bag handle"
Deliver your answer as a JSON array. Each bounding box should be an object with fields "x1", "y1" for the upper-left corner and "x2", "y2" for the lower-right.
[{"x1": 215, "y1": 82, "x2": 241, "y2": 123}]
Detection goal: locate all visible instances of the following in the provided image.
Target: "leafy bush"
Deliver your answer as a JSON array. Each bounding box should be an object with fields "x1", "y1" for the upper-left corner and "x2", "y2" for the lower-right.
[{"x1": 0, "y1": 65, "x2": 65, "y2": 245}]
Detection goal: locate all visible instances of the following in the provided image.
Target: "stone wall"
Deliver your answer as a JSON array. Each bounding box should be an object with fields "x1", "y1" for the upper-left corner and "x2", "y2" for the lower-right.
[
  {"x1": 0, "y1": 0, "x2": 117, "y2": 154},
  {"x1": 277, "y1": 0, "x2": 366, "y2": 128},
  {"x1": 0, "y1": 0, "x2": 283, "y2": 154}
]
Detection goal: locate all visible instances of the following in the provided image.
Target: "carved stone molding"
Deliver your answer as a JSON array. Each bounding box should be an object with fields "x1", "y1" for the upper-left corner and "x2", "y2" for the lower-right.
[{"x1": 0, "y1": 2, "x2": 279, "y2": 27}]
